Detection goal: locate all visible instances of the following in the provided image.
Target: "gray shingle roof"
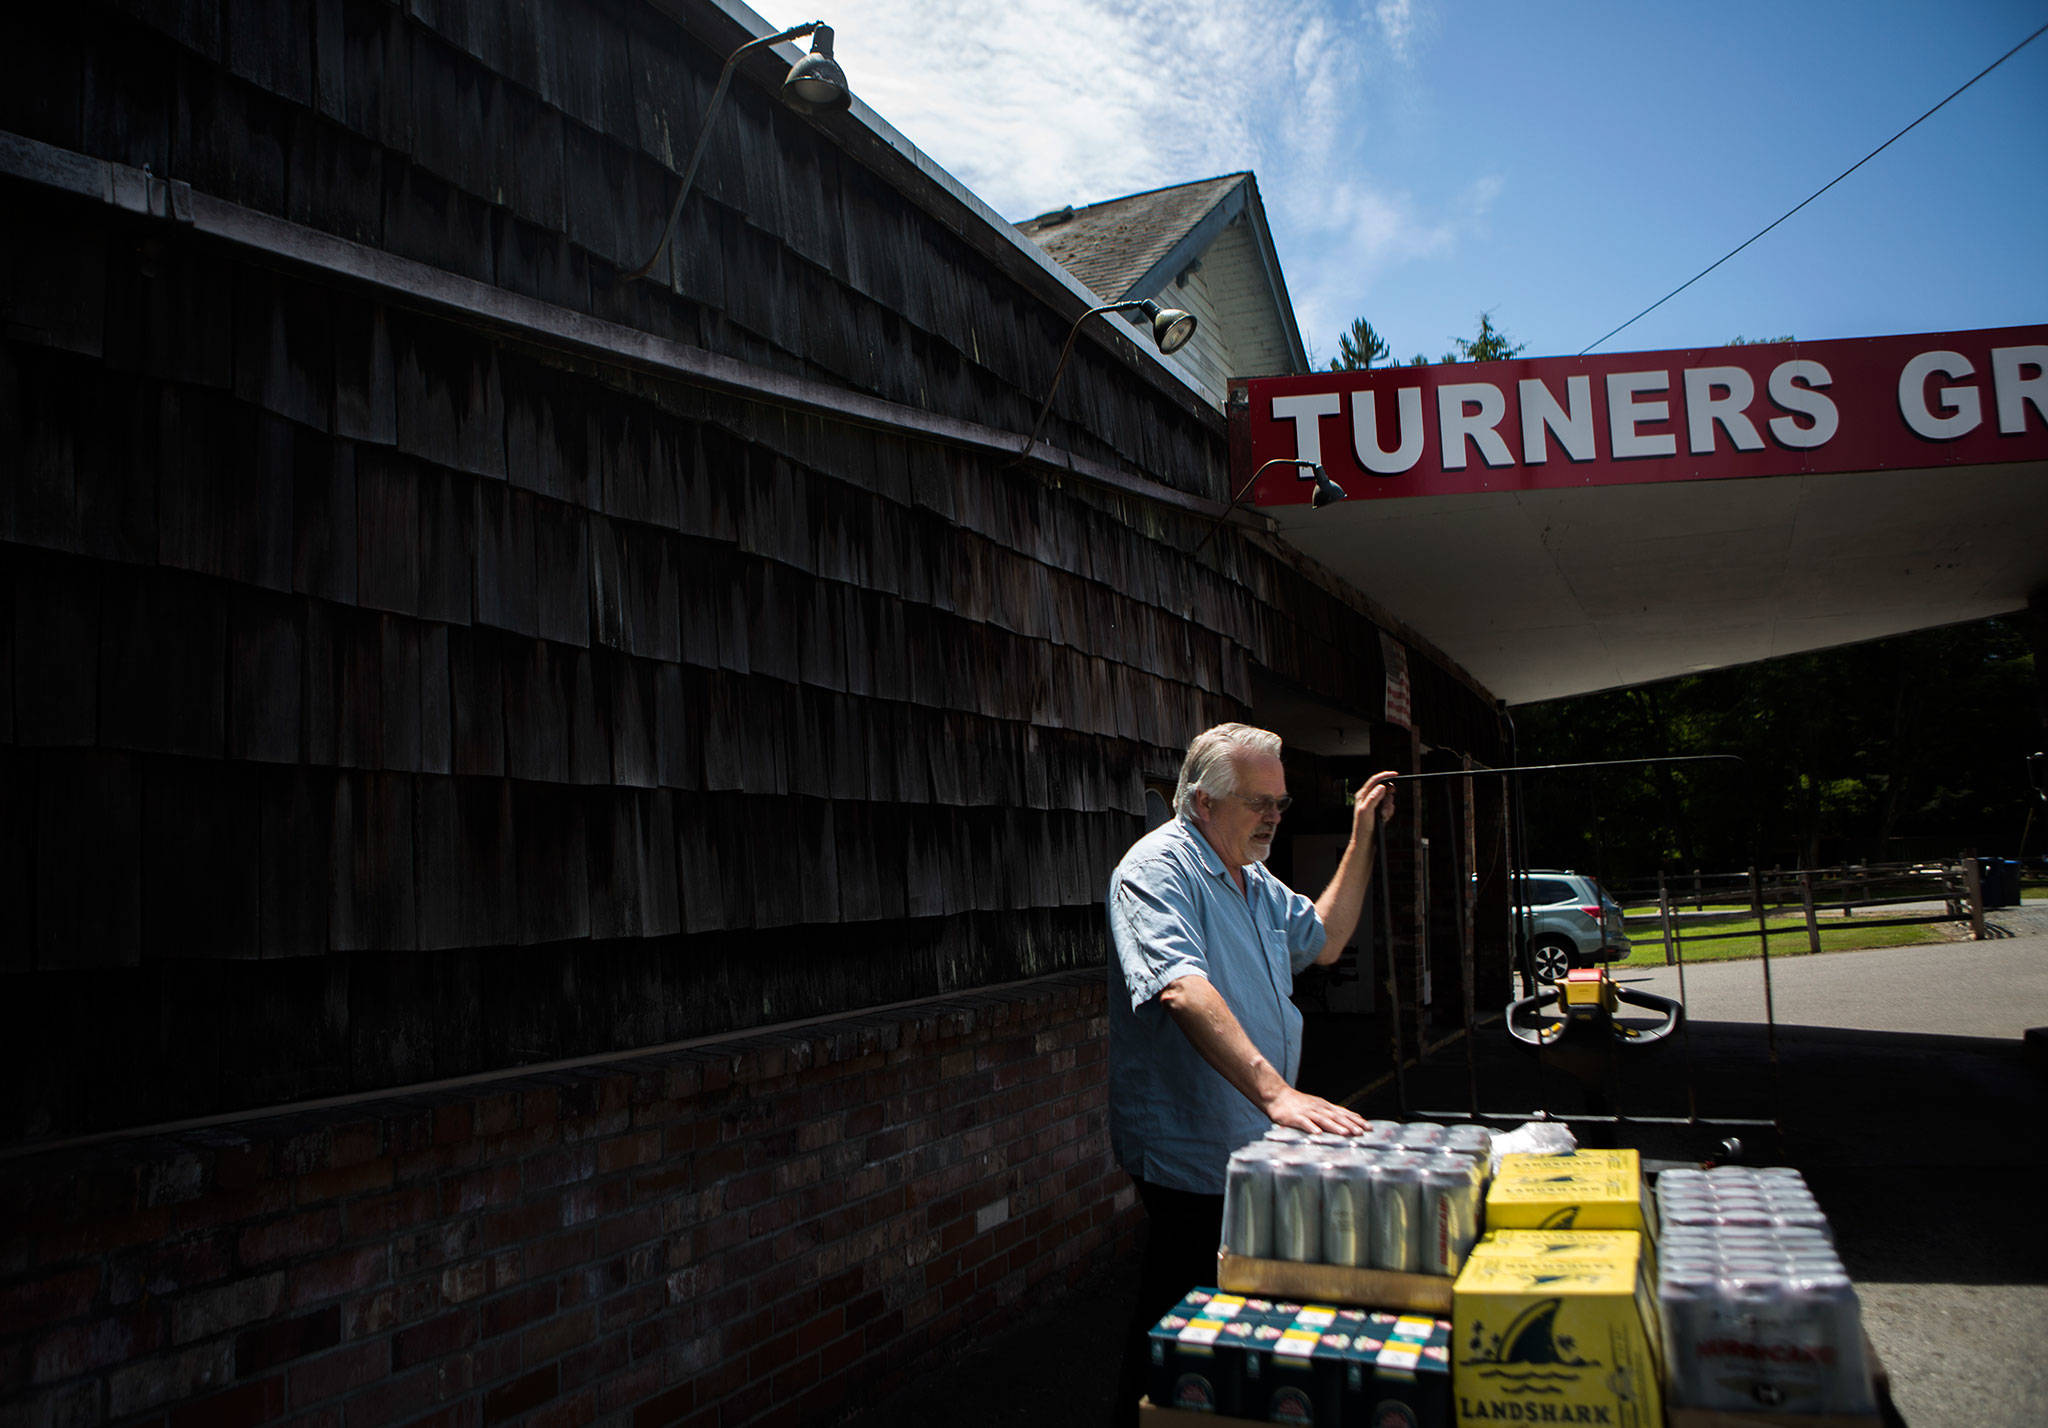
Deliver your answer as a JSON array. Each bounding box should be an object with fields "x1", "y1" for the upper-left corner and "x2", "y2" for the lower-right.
[{"x1": 1014, "y1": 173, "x2": 1249, "y2": 303}]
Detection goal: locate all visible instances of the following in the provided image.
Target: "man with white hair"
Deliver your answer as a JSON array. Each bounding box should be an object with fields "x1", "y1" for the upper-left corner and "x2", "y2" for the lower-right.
[{"x1": 1107, "y1": 722, "x2": 1395, "y2": 1424}]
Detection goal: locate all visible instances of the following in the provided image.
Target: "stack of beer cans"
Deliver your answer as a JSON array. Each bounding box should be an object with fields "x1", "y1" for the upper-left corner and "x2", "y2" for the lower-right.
[
  {"x1": 1222, "y1": 1123, "x2": 1494, "y2": 1276},
  {"x1": 1654, "y1": 1167, "x2": 1876, "y2": 1415}
]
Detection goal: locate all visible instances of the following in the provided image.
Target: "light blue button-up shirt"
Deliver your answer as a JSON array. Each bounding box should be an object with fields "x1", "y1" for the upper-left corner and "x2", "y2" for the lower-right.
[{"x1": 1105, "y1": 814, "x2": 1327, "y2": 1194}]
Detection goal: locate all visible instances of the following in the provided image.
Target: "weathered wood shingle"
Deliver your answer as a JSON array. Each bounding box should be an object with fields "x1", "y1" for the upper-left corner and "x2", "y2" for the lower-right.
[{"x1": 0, "y1": 0, "x2": 1504, "y2": 1137}]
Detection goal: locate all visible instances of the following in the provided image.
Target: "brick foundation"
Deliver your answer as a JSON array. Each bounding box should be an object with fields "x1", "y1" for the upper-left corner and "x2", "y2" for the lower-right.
[{"x1": 0, "y1": 970, "x2": 1138, "y2": 1426}]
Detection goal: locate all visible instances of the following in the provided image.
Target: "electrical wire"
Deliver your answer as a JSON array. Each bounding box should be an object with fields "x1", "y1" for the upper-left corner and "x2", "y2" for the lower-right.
[{"x1": 1580, "y1": 18, "x2": 2048, "y2": 356}]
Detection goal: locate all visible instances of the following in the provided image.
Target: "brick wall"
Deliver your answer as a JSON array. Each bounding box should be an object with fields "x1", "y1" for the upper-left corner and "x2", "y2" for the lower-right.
[{"x1": 0, "y1": 970, "x2": 1136, "y2": 1427}]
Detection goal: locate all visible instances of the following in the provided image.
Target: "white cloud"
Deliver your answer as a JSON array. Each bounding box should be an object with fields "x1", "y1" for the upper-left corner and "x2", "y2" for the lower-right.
[{"x1": 753, "y1": 0, "x2": 1488, "y2": 354}]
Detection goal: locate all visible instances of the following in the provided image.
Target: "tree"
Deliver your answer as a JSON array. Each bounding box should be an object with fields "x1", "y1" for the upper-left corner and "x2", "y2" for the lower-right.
[
  {"x1": 1335, "y1": 310, "x2": 1527, "y2": 370},
  {"x1": 1328, "y1": 317, "x2": 1390, "y2": 371},
  {"x1": 1512, "y1": 617, "x2": 2038, "y2": 879},
  {"x1": 1450, "y1": 311, "x2": 1525, "y2": 364}
]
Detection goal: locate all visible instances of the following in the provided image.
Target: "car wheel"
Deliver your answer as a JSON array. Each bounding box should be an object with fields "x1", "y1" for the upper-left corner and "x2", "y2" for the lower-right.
[{"x1": 1532, "y1": 939, "x2": 1572, "y2": 983}]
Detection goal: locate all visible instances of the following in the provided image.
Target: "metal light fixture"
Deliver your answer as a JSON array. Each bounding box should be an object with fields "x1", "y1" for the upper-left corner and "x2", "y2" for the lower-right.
[
  {"x1": 1189, "y1": 457, "x2": 1347, "y2": 557},
  {"x1": 1011, "y1": 297, "x2": 1198, "y2": 466},
  {"x1": 1308, "y1": 466, "x2": 1349, "y2": 508},
  {"x1": 625, "y1": 20, "x2": 852, "y2": 285},
  {"x1": 781, "y1": 25, "x2": 851, "y2": 114}
]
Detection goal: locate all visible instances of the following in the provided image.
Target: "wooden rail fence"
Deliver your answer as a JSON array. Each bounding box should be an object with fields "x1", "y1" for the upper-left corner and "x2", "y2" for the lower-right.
[{"x1": 1604, "y1": 861, "x2": 1986, "y2": 964}]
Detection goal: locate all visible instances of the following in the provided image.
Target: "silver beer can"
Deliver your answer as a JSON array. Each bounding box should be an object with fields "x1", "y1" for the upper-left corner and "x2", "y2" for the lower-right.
[
  {"x1": 1270, "y1": 1153, "x2": 1323, "y2": 1263},
  {"x1": 1223, "y1": 1145, "x2": 1278, "y2": 1259},
  {"x1": 1367, "y1": 1152, "x2": 1425, "y2": 1272},
  {"x1": 1419, "y1": 1157, "x2": 1482, "y2": 1275},
  {"x1": 1658, "y1": 1266, "x2": 1718, "y2": 1407},
  {"x1": 1789, "y1": 1270, "x2": 1875, "y2": 1414},
  {"x1": 1319, "y1": 1157, "x2": 1373, "y2": 1268}
]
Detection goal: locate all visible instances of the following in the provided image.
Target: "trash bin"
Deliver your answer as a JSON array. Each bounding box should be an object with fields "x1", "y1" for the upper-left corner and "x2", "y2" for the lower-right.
[{"x1": 1977, "y1": 857, "x2": 2020, "y2": 909}]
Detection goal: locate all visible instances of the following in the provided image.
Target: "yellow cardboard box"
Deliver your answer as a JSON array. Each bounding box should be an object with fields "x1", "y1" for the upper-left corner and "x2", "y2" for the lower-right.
[
  {"x1": 1452, "y1": 1235, "x2": 1664, "y2": 1428},
  {"x1": 1471, "y1": 1228, "x2": 1659, "y2": 1288},
  {"x1": 1486, "y1": 1151, "x2": 1649, "y2": 1236},
  {"x1": 1469, "y1": 1230, "x2": 1644, "y2": 1260}
]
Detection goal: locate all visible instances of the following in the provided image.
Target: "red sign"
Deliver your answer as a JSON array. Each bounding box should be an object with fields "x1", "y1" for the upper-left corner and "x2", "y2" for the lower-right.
[{"x1": 1231, "y1": 325, "x2": 2048, "y2": 505}]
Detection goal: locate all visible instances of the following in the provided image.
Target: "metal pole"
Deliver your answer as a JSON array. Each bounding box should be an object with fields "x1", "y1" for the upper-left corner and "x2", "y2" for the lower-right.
[
  {"x1": 1376, "y1": 832, "x2": 1407, "y2": 1116},
  {"x1": 1449, "y1": 778, "x2": 1481, "y2": 1121}
]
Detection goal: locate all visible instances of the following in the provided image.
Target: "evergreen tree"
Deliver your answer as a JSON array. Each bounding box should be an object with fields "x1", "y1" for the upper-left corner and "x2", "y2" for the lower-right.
[
  {"x1": 1328, "y1": 317, "x2": 1390, "y2": 371},
  {"x1": 1451, "y1": 311, "x2": 1525, "y2": 363}
]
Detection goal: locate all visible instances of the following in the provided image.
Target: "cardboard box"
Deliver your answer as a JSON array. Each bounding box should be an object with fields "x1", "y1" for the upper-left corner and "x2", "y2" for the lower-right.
[
  {"x1": 1246, "y1": 1312, "x2": 1346, "y2": 1425},
  {"x1": 1146, "y1": 1290, "x2": 1269, "y2": 1417},
  {"x1": 1217, "y1": 1251, "x2": 1455, "y2": 1314},
  {"x1": 1470, "y1": 1227, "x2": 1659, "y2": 1288},
  {"x1": 1143, "y1": 1307, "x2": 1453, "y2": 1428},
  {"x1": 1486, "y1": 1150, "x2": 1650, "y2": 1236},
  {"x1": 1336, "y1": 1310, "x2": 1453, "y2": 1428},
  {"x1": 1452, "y1": 1235, "x2": 1664, "y2": 1428}
]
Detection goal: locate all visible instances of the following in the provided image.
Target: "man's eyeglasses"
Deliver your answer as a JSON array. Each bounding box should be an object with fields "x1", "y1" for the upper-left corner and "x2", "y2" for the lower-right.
[{"x1": 1231, "y1": 793, "x2": 1293, "y2": 816}]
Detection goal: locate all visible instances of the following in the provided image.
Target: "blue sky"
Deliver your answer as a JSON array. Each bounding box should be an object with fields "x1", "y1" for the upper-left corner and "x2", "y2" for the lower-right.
[{"x1": 757, "y1": 1, "x2": 2048, "y2": 365}]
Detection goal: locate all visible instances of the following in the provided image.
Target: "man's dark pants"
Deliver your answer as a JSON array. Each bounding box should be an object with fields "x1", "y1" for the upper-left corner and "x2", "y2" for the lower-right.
[{"x1": 1113, "y1": 1177, "x2": 1225, "y2": 1426}]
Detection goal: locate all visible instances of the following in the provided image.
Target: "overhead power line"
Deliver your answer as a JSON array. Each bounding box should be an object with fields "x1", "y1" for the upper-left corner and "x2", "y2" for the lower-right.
[{"x1": 1581, "y1": 18, "x2": 2048, "y2": 356}]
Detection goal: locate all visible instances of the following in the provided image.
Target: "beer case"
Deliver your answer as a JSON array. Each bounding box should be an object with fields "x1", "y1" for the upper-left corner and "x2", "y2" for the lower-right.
[
  {"x1": 1471, "y1": 1227, "x2": 1660, "y2": 1288},
  {"x1": 1469, "y1": 1229, "x2": 1644, "y2": 1259},
  {"x1": 1337, "y1": 1311, "x2": 1454, "y2": 1428},
  {"x1": 1146, "y1": 1290, "x2": 1269, "y2": 1416},
  {"x1": 1451, "y1": 1237, "x2": 1665, "y2": 1428},
  {"x1": 1144, "y1": 1306, "x2": 1453, "y2": 1428},
  {"x1": 1244, "y1": 1308, "x2": 1347, "y2": 1425},
  {"x1": 1486, "y1": 1150, "x2": 1651, "y2": 1236}
]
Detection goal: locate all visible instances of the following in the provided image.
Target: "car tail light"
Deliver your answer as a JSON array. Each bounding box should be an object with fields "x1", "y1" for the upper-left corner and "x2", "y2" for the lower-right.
[{"x1": 1579, "y1": 906, "x2": 1602, "y2": 919}]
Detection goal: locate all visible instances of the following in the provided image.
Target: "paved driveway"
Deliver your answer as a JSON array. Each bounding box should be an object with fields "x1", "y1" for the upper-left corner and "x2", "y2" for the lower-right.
[{"x1": 1620, "y1": 925, "x2": 2048, "y2": 1039}]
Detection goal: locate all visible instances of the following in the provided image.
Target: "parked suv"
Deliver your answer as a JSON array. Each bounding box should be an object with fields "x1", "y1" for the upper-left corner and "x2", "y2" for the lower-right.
[{"x1": 1515, "y1": 870, "x2": 1629, "y2": 982}]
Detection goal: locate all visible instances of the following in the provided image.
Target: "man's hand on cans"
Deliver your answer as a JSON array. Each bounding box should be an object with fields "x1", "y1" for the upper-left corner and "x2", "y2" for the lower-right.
[
  {"x1": 1264, "y1": 1085, "x2": 1369, "y2": 1137},
  {"x1": 1353, "y1": 770, "x2": 1398, "y2": 829}
]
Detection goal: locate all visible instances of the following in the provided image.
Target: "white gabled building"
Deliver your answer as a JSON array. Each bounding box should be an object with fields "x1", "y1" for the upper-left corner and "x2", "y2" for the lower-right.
[{"x1": 1017, "y1": 171, "x2": 1310, "y2": 405}]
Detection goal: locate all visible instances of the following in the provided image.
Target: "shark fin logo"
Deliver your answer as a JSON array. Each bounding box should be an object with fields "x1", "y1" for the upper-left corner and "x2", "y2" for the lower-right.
[
  {"x1": 1538, "y1": 1207, "x2": 1581, "y2": 1229},
  {"x1": 1464, "y1": 1298, "x2": 1598, "y2": 1396}
]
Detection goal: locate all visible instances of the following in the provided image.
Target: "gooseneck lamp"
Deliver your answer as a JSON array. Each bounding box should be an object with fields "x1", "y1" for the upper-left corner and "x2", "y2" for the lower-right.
[
  {"x1": 1011, "y1": 298, "x2": 1198, "y2": 466},
  {"x1": 1189, "y1": 457, "x2": 1347, "y2": 557},
  {"x1": 626, "y1": 21, "x2": 852, "y2": 285}
]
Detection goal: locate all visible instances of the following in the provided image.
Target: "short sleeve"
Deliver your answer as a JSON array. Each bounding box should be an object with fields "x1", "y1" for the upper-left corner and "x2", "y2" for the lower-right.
[
  {"x1": 1283, "y1": 885, "x2": 1328, "y2": 975},
  {"x1": 1109, "y1": 859, "x2": 1210, "y2": 1010}
]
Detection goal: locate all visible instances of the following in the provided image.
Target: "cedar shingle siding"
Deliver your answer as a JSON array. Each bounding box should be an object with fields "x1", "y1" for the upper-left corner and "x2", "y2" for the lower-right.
[{"x1": 0, "y1": 0, "x2": 1502, "y2": 1143}]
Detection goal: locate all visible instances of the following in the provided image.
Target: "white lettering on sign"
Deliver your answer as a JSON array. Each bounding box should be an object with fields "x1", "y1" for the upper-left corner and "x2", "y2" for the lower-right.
[
  {"x1": 1271, "y1": 391, "x2": 1340, "y2": 465},
  {"x1": 1438, "y1": 383, "x2": 1513, "y2": 470},
  {"x1": 1352, "y1": 388, "x2": 1425, "y2": 474},
  {"x1": 1899, "y1": 350, "x2": 1979, "y2": 439},
  {"x1": 1684, "y1": 366, "x2": 1765, "y2": 454},
  {"x1": 1767, "y1": 360, "x2": 1836, "y2": 448},
  {"x1": 1606, "y1": 371, "x2": 1676, "y2": 458},
  {"x1": 1252, "y1": 331, "x2": 2041, "y2": 493},
  {"x1": 1519, "y1": 375, "x2": 1596, "y2": 464},
  {"x1": 1992, "y1": 345, "x2": 2048, "y2": 435}
]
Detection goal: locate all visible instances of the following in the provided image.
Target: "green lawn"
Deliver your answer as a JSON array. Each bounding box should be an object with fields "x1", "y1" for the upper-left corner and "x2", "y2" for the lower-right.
[{"x1": 1613, "y1": 914, "x2": 1952, "y2": 966}]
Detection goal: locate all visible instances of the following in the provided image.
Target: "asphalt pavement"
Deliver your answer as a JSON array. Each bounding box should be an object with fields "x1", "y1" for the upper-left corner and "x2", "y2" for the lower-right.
[{"x1": 831, "y1": 909, "x2": 2048, "y2": 1427}]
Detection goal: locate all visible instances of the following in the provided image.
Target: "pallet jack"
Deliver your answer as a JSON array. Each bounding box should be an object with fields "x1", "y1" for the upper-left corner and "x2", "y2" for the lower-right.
[{"x1": 1505, "y1": 962, "x2": 1684, "y2": 1048}]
